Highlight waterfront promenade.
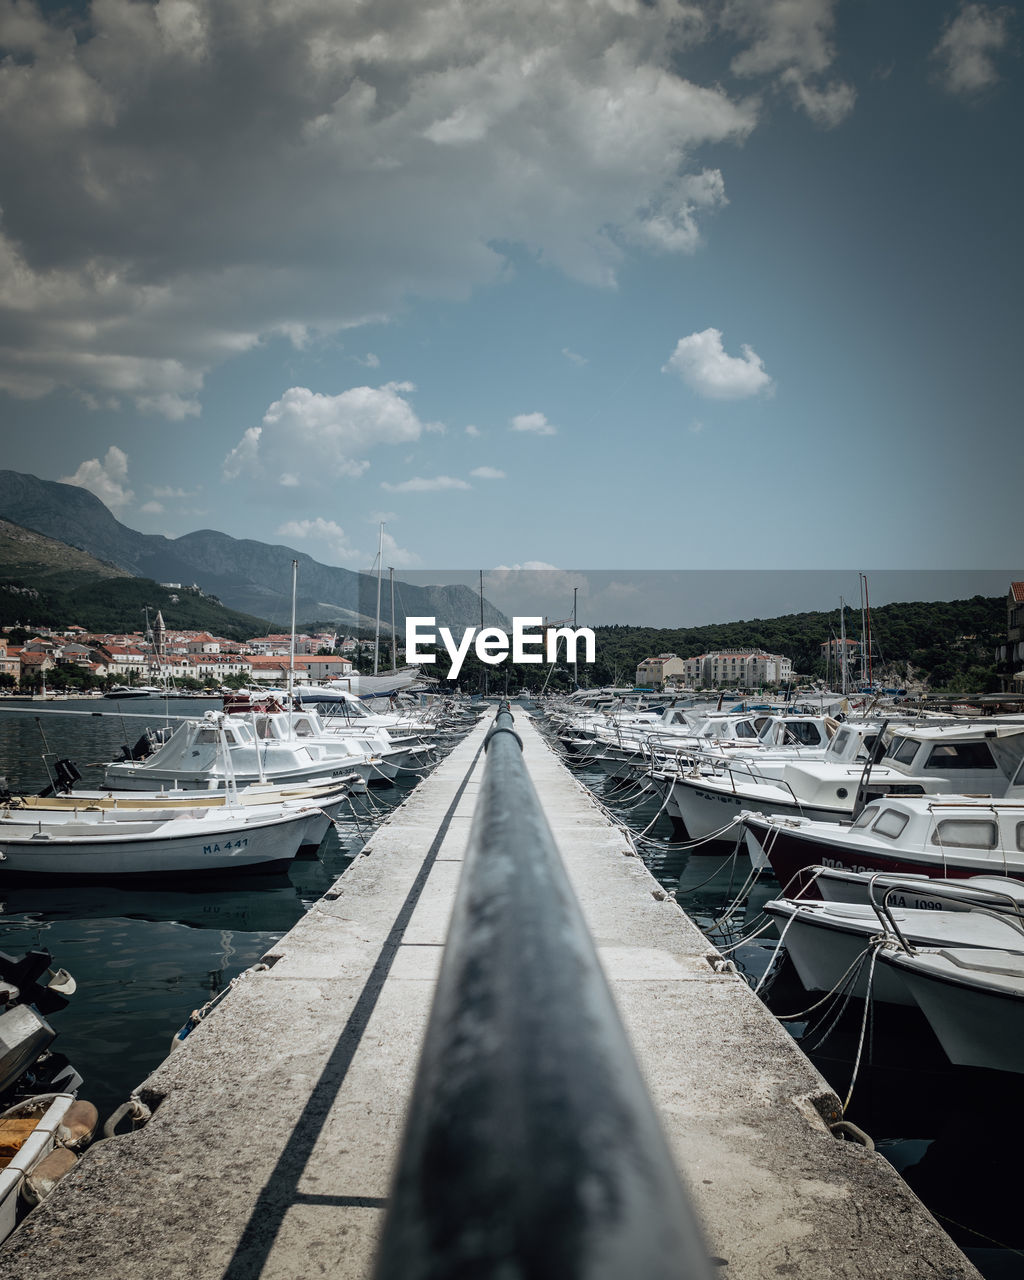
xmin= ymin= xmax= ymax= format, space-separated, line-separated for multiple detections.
xmin=0 ymin=707 xmax=979 ymax=1278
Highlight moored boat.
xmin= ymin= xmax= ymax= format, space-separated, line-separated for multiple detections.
xmin=877 ymin=945 xmax=1024 ymax=1073
xmin=743 ymin=793 xmax=1024 ymax=891
xmin=764 ymin=882 xmax=1024 ymax=1005
xmin=667 ymin=722 xmax=1024 ymax=846
xmin=0 ymin=801 xmax=321 ymax=880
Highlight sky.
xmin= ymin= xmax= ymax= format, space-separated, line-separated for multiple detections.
xmin=0 ymin=0 xmax=1020 ymax=623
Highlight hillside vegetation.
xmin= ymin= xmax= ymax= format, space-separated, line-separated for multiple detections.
xmin=588 ymin=596 xmax=1005 ymax=690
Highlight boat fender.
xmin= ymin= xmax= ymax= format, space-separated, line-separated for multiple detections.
xmin=21 ymin=1147 xmax=77 ymax=1206
xmin=57 ymin=1100 xmax=99 ymax=1151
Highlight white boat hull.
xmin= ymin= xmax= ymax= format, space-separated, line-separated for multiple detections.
xmin=0 ymin=809 xmax=309 ymax=879
xmin=880 ymin=947 xmax=1024 ymax=1072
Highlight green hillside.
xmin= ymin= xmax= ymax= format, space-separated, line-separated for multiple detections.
xmin=0 ymin=516 xmax=131 ymax=581
xmin=1 ymin=571 xmax=272 ymax=641
xmin=587 ymin=595 xmax=1005 ymax=691
xmin=438 ymin=596 xmax=1006 ymax=696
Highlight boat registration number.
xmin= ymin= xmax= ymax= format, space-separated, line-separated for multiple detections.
xmin=203 ymin=839 xmax=249 ymax=854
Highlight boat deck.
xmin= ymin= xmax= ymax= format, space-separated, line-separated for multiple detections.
xmin=0 ymin=708 xmax=980 ymax=1278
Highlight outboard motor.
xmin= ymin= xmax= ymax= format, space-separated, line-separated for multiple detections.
xmin=118 ymin=731 xmax=160 ymax=762
xmin=0 ymin=949 xmax=75 ymax=1016
xmin=36 ymin=758 xmax=82 ymax=798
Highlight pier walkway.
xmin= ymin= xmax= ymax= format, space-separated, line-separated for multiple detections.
xmin=0 ymin=707 xmax=979 ymax=1278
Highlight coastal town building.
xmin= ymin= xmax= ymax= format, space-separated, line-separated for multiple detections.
xmin=683 ymin=650 xmax=793 ymax=688
xmin=0 ymin=638 xmax=20 ymax=684
xmin=996 ymin=581 xmax=1024 ymax=692
xmin=635 ymin=654 xmax=686 ymax=689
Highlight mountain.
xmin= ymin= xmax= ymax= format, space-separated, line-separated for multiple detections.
xmin=0 ymin=470 xmax=508 ymax=631
xmin=0 ymin=517 xmax=132 ymax=582
xmin=0 ymin=516 xmax=278 ymax=639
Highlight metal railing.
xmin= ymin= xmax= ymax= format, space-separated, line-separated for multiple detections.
xmin=373 ymin=704 xmax=716 ymax=1280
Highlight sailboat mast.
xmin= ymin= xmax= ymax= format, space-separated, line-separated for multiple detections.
xmin=838 ymin=597 xmax=847 ymax=695
xmin=288 ymin=558 xmax=298 ymax=710
xmin=479 ymin=569 xmax=487 ymax=697
xmin=389 ymin=566 xmax=396 ymax=673
xmin=374 ymin=523 xmax=384 ymax=676
xmin=859 ymin=574 xmax=868 ymax=688
xmin=864 ymin=574 xmax=873 ymax=689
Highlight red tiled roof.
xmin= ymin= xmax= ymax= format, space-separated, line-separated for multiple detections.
xmin=1011 ymin=582 xmax=1024 ymax=603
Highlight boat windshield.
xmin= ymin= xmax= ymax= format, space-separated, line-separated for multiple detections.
xmin=924 ymin=741 xmax=997 ymax=771
xmin=886 ymin=736 xmax=921 ymax=768
xmin=872 ymin=808 xmax=910 ymax=839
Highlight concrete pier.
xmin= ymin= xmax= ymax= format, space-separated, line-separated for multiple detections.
xmin=0 ymin=707 xmax=980 ymax=1278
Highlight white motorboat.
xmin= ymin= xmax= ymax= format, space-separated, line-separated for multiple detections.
xmin=742 ymin=790 xmax=1024 ymax=889
xmin=0 ymin=801 xmax=320 ymax=879
xmin=0 ymin=1094 xmax=80 ymax=1243
xmin=591 ymin=710 xmax=845 ymax=778
xmin=670 ymin=722 xmax=1024 ymax=846
xmin=764 ymin=881 xmax=1024 ymax=1005
xmin=0 ymin=948 xmax=91 ymax=1243
xmin=813 ymin=866 xmax=1024 ymax=911
xmin=275 ymin=691 xmax=439 ymax=774
xmin=877 ymin=945 xmax=1024 ymax=1073
xmin=0 ymin=778 xmax=354 ymax=853
xmin=102 ymin=709 xmax=381 ymax=791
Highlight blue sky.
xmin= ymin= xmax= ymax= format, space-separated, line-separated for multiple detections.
xmin=0 ymin=0 xmax=1020 ymax=614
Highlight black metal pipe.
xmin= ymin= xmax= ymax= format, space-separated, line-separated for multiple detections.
xmin=373 ymin=704 xmax=716 ymax=1280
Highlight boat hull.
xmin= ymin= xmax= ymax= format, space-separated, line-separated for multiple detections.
xmin=0 ymin=812 xmax=307 ymax=880
xmin=880 ymin=948 xmax=1024 ymax=1073
xmin=744 ymin=815 xmax=1024 ymax=896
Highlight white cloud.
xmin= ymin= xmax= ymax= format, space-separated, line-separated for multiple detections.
xmin=932 ymin=4 xmax=1012 ymax=94
xmin=276 ymin=517 xmax=424 ymax=568
xmin=486 ymin=565 xmax=590 ymax=615
xmin=723 ymin=0 xmax=856 ymax=126
xmin=0 ymin=0 xmax=760 ymax=411
xmin=380 ymin=475 xmax=471 ymax=493
xmin=378 ymin=529 xmax=422 ymax=569
xmin=378 ymin=476 xmax=471 ymax=494
xmin=465 ymin=424 xmax=482 ymax=437
xmin=663 ymin=329 xmax=773 ymax=400
xmin=624 ymin=169 xmax=728 ymax=253
xmin=278 ymin=517 xmax=350 ymax=544
xmin=60 ymin=446 xmax=135 ymax=510
xmin=139 ymin=500 xmax=164 ymax=515
xmin=493 ymin=561 xmax=563 ymax=571
xmin=562 ymin=348 xmax=589 ymax=366
xmin=511 ymin=412 xmax=558 ymax=435
xmin=224 ymin=382 xmax=433 ymax=485
xmin=356 ymin=353 xmax=381 ymax=368
xmin=276 ymin=516 xmax=421 ymax=568
xmin=470 ymin=466 xmax=506 ymax=479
